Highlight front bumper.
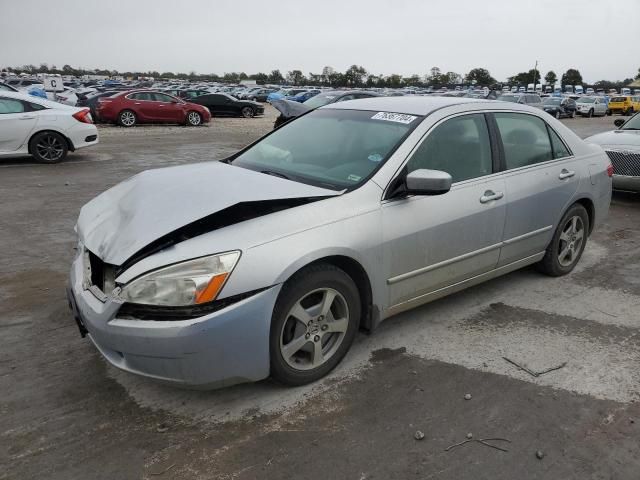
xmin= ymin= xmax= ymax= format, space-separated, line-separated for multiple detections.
xmin=68 ymin=252 xmax=281 ymax=388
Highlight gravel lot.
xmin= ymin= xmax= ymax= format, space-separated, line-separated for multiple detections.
xmin=1 ymin=107 xmax=639 ymax=480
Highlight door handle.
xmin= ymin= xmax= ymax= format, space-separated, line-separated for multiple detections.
xmin=19 ymin=115 xmax=36 ymax=120
xmin=134 ymin=102 xmax=141 ymax=105
xmin=559 ymin=169 xmax=575 ymax=180
xmin=480 ymin=190 xmax=504 ymax=203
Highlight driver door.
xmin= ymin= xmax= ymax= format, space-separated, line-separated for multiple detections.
xmin=382 ymin=113 xmax=506 ymax=308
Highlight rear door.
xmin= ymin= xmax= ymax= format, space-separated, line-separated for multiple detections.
xmin=383 ymin=113 xmax=506 ymax=307
xmin=126 ymin=92 xmax=157 ymax=121
xmin=491 ymin=112 xmax=580 ymax=266
xmin=0 ymin=97 xmax=38 ymax=152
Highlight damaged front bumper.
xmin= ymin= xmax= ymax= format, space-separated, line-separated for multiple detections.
xmin=67 ymin=250 xmax=281 ymax=388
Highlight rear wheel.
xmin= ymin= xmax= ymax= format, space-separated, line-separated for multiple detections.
xmin=241 ymin=106 xmax=255 ymax=118
xmin=270 ymin=264 xmax=360 ymax=386
xmin=555 ymin=111 xmax=561 ymax=119
xmin=118 ymin=109 xmax=137 ymax=127
xmin=606 ymin=109 xmax=612 ymax=116
xmin=537 ymin=204 xmax=589 ymax=277
xmin=29 ymin=131 xmax=68 ymax=163
xmin=185 ymin=111 xmax=202 ymax=126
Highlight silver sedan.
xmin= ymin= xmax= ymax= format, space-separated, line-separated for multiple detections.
xmin=67 ymin=96 xmax=612 ymax=388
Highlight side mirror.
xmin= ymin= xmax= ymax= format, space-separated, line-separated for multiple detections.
xmin=405 ymin=169 xmax=452 ymax=195
xmin=614 ymin=119 xmax=625 ymax=128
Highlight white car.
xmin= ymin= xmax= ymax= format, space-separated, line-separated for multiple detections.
xmin=46 ymin=87 xmax=79 ymax=106
xmin=575 ymin=96 xmax=608 ymax=117
xmin=0 ymin=91 xmax=98 ymax=163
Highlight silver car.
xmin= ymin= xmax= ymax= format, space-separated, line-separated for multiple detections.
xmin=585 ymin=113 xmax=640 ymax=192
xmin=67 ymin=97 xmax=612 ymax=388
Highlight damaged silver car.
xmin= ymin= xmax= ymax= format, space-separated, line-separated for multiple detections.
xmin=68 ymin=96 xmax=612 ymax=388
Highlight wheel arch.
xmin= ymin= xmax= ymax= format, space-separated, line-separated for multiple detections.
xmin=569 ymin=197 xmax=595 ymax=235
xmin=28 ymin=129 xmax=75 ymax=153
xmin=280 ymin=254 xmax=377 ymax=332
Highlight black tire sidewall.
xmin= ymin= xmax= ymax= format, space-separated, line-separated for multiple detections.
xmin=241 ymin=107 xmax=254 ymax=118
xmin=539 ymin=204 xmax=589 ymax=276
xmin=29 ymin=132 xmax=68 ymax=163
xmin=269 ymin=265 xmax=361 ymax=386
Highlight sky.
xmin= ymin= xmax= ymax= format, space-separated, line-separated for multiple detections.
xmin=1 ymin=0 xmax=638 ymax=83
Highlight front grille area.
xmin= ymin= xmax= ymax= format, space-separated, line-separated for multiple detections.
xmin=87 ymin=250 xmax=116 ymax=294
xmin=606 ymin=150 xmax=640 ymax=177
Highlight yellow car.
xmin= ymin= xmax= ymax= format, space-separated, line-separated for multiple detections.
xmin=608 ymin=95 xmax=640 ymax=116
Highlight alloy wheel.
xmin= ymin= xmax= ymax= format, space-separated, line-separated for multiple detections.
xmin=188 ymin=111 xmax=201 ymax=125
xmin=36 ymin=135 xmax=64 ymax=162
xmin=279 ymin=288 xmax=350 ymax=371
xmin=241 ymin=107 xmax=254 ymax=118
xmin=120 ymin=111 xmax=135 ymax=126
xmin=557 ymin=216 xmax=584 ymax=267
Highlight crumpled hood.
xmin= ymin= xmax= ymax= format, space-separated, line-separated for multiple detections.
xmin=270 ymin=99 xmax=312 ymax=118
xmin=585 ymin=130 xmax=640 ymax=148
xmin=77 ymin=161 xmax=339 ymax=266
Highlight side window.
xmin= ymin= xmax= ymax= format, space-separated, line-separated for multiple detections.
xmin=0 ymin=98 xmax=26 ymax=114
xmin=27 ymin=102 xmax=46 ymax=111
xmin=153 ymin=93 xmax=176 ymax=102
xmin=406 ymin=114 xmax=493 ymax=183
xmin=548 ymin=127 xmax=571 ymax=159
xmin=337 ymin=94 xmax=356 ymax=102
xmin=495 ymin=113 xmax=553 ymax=169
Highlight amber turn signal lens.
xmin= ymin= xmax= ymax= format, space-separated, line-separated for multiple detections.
xmin=194 ymin=273 xmax=229 ymax=304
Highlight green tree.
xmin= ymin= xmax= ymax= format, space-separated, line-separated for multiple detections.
xmin=561 ymin=68 xmax=583 ymax=86
xmin=635 ymin=68 xmax=640 ymax=80
xmin=465 ymin=68 xmax=495 ymax=86
xmin=544 ymin=71 xmax=557 ymax=86
xmin=344 ymin=65 xmax=368 ymax=87
xmin=386 ymin=74 xmax=404 ymax=88
xmin=286 ymin=69 xmax=306 ymax=85
xmin=427 ymin=66 xmax=442 ymax=86
xmin=252 ymin=72 xmax=268 ymax=84
xmin=267 ymin=69 xmax=284 ymax=84
xmin=508 ymin=69 xmax=538 ymax=86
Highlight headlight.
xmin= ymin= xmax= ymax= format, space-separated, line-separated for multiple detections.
xmin=119 ymin=251 xmax=240 ymax=306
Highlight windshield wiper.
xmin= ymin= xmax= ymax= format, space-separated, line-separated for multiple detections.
xmin=261 ymin=170 xmax=292 ymax=180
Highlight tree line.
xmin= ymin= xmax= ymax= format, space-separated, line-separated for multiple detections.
xmin=4 ymin=63 xmax=640 ymax=89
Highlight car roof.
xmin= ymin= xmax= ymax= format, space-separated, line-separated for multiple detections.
xmin=322 ymin=95 xmax=490 ymax=116
xmin=0 ymin=90 xmax=76 ymax=109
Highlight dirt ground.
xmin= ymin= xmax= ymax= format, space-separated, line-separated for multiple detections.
xmin=1 ymin=107 xmax=639 ymax=480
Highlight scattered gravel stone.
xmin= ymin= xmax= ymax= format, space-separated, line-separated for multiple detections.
xmin=464 ymin=393 xmax=472 ymax=400
xmin=156 ymin=423 xmax=169 ymax=433
xmin=466 ymin=433 xmax=473 ymax=439
xmin=414 ymin=430 xmax=425 ymax=441
xmin=536 ymin=450 xmax=545 ymax=460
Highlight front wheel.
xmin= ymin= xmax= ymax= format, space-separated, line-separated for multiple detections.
xmin=29 ymin=131 xmax=68 ymax=163
xmin=270 ymin=264 xmax=360 ymax=386
xmin=537 ymin=204 xmax=589 ymax=277
xmin=185 ymin=111 xmax=202 ymax=126
xmin=241 ymin=106 xmax=255 ymax=118
xmin=588 ymin=109 xmax=594 ymax=118
xmin=555 ymin=111 xmax=561 ymax=119
xmin=570 ymin=110 xmax=576 ymax=118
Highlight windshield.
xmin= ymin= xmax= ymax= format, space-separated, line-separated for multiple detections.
xmin=303 ymin=93 xmax=341 ymax=109
xmin=497 ymin=95 xmax=519 ymax=103
xmin=620 ymin=114 xmax=640 ymax=130
xmin=610 ymin=97 xmax=627 ymax=102
xmin=230 ymin=109 xmax=420 ymax=190
xmin=543 ymin=98 xmax=562 ymax=105
xmin=578 ymin=97 xmax=596 ymax=103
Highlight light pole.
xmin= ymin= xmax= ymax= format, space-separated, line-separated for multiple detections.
xmin=533 ymin=60 xmax=538 ymax=92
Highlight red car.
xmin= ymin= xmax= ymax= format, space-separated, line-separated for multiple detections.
xmin=96 ymin=90 xmax=211 ymax=127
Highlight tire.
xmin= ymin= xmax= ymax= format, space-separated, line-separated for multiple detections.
xmin=185 ymin=111 xmax=202 ymax=126
xmin=29 ymin=131 xmax=68 ymax=164
xmin=588 ymin=109 xmax=594 ymax=118
xmin=555 ymin=111 xmax=561 ymax=119
xmin=570 ymin=110 xmax=576 ymax=118
xmin=537 ymin=204 xmax=589 ymax=277
xmin=118 ymin=109 xmax=137 ymax=127
xmin=270 ymin=263 xmax=361 ymax=386
xmin=241 ymin=106 xmax=255 ymax=118
xmin=606 ymin=110 xmax=612 ymax=116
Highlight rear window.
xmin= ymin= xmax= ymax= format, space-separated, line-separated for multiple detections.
xmin=610 ymin=97 xmax=628 ymax=102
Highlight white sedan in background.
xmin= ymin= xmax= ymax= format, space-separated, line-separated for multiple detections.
xmin=0 ymin=91 xmax=98 ymax=163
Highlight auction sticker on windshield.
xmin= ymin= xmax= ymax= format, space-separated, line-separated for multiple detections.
xmin=371 ymin=112 xmax=417 ymax=124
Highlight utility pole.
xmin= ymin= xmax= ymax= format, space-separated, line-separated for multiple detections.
xmin=533 ymin=60 xmax=538 ymax=92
